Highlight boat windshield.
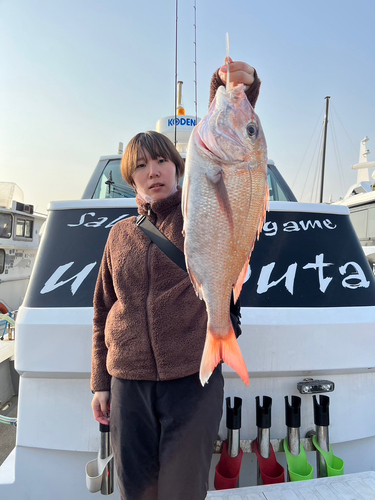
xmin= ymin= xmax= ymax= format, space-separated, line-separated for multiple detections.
xmin=92 ymin=159 xmax=135 ymax=199
xmin=91 ymin=158 xmax=296 ymax=201
xmin=0 ymin=213 xmax=12 ymax=239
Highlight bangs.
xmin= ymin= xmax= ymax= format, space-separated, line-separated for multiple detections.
xmin=136 ymin=134 xmax=174 ymax=162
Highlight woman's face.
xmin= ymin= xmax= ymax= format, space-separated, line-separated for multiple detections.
xmin=132 ymin=150 xmax=178 ymax=201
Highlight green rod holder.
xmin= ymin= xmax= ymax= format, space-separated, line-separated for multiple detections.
xmin=283 ymin=438 xmax=313 ymax=481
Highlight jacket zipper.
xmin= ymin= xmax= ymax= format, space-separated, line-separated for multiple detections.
xmin=145 ymin=207 xmax=160 ymax=381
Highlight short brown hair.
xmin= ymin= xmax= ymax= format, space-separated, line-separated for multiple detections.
xmin=121 ymin=131 xmax=185 ymax=186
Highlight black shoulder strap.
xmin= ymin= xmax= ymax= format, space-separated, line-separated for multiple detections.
xmin=136 ymin=215 xmax=242 ymax=337
xmin=136 ymin=215 xmax=187 ymax=272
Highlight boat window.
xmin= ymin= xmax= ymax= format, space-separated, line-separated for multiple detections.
xmin=15 ymin=218 xmax=34 ymax=239
xmin=0 ymin=213 xmax=12 ymax=239
xmin=267 ymin=169 xmax=292 ymax=202
xmin=91 ymin=158 xmax=296 ymax=202
xmin=367 ymin=207 xmax=375 ymax=240
xmin=92 ymin=159 xmax=136 ymax=199
xmin=0 ymin=249 xmax=4 ymax=273
xmin=350 ymin=209 xmax=368 ymax=239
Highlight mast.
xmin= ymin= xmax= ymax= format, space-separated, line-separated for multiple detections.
xmin=174 ymin=0 xmax=179 ymax=146
xmin=319 ymin=96 xmax=331 ymax=203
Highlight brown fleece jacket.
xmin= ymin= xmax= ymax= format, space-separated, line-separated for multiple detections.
xmin=91 ymin=67 xmax=261 ymax=391
xmin=91 ymin=188 xmax=208 ymax=391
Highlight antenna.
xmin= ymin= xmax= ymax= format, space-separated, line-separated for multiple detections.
xmin=193 ymin=0 xmax=198 ymax=124
xmin=174 ymin=0 xmax=179 ymax=146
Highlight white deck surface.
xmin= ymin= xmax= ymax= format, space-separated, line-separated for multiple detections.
xmin=206 ymin=471 xmax=375 ymax=499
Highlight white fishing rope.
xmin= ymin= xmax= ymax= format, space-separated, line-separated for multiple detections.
xmin=226 ymin=32 xmax=231 ymax=91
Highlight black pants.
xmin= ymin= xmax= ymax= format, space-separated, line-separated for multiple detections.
xmin=110 ymin=368 xmax=224 ymax=500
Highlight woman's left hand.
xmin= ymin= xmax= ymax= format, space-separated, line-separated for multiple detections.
xmin=91 ymin=391 xmax=110 ymax=425
xmin=218 ymin=58 xmax=255 ymax=89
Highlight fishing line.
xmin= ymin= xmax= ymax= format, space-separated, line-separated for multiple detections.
xmin=291 ymin=105 xmax=324 ymax=192
xmin=300 ymin=121 xmax=324 ymax=201
xmin=331 ymin=104 xmax=358 ymax=155
xmin=174 ymin=0 xmax=179 ymax=147
xmin=301 ymin=126 xmax=323 ymax=202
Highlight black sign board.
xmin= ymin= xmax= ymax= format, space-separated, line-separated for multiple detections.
xmin=24 ymin=206 xmax=375 ymax=308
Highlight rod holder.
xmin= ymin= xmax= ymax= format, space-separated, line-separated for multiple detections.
xmin=313 ymin=395 xmax=330 ymax=477
xmin=312 ymin=397 xmax=344 ymax=479
xmin=313 ymin=395 xmax=330 ymax=427
xmin=86 ymin=424 xmax=114 ymax=495
xmin=256 ymin=395 xmax=272 ymax=430
xmin=285 ymin=396 xmax=301 ymax=430
xmin=226 ymin=397 xmax=242 ymax=458
xmin=256 ymin=395 xmax=272 ymax=461
xmin=285 ymin=396 xmax=301 ymax=459
xmin=99 ymin=424 xmax=114 ymax=495
xmin=214 ymin=397 xmax=243 ymax=489
xmin=284 ymin=396 xmax=313 ymax=482
xmin=254 ymin=396 xmax=284 ymax=485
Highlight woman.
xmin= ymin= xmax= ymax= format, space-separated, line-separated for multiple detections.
xmin=91 ymin=59 xmax=261 ymax=500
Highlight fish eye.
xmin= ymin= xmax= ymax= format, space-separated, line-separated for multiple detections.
xmin=246 ymin=123 xmax=257 ymax=138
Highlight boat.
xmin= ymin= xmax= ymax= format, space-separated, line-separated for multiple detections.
xmin=1 ymin=103 xmax=375 ymax=498
xmin=0 ymin=183 xmax=46 ymax=434
xmin=334 ymin=136 xmax=375 ymax=275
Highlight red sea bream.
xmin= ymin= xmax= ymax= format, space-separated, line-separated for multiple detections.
xmin=182 ymin=83 xmax=269 ymax=386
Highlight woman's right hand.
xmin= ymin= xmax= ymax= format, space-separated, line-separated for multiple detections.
xmin=91 ymin=391 xmax=110 ymax=425
xmin=218 ymin=57 xmax=255 ymax=89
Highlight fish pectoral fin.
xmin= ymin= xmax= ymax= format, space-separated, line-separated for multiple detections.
xmin=205 ymin=166 xmax=223 ymax=185
xmin=199 ymin=325 xmax=249 ymax=386
xmin=205 ymin=168 xmax=234 ymax=231
xmin=233 ymin=256 xmax=250 ymax=303
xmin=188 ymin=268 xmax=204 ymax=300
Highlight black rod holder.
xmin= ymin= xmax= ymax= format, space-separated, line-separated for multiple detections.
xmin=226 ymin=397 xmax=242 ymax=430
xmin=256 ymin=396 xmax=272 ymax=472
xmin=226 ymin=397 xmax=242 ymax=458
xmin=285 ymin=395 xmax=301 ymax=429
xmin=313 ymin=395 xmax=330 ymax=478
xmin=313 ymin=395 xmax=330 ymax=427
xmin=256 ymin=396 xmax=272 ymax=429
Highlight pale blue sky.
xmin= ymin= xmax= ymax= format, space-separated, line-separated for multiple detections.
xmin=1 ymin=0 xmax=374 ymax=212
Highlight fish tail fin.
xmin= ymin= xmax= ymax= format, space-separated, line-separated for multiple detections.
xmin=199 ymin=325 xmax=249 ymax=386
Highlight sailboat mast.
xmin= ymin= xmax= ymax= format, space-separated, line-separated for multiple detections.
xmin=319 ymin=96 xmax=331 ymax=203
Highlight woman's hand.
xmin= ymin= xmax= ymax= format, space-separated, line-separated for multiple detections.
xmin=219 ymin=57 xmax=255 ymax=89
xmin=92 ymin=391 xmax=110 ymax=425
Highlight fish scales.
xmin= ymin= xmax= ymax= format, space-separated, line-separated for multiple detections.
xmin=182 ymin=83 xmax=268 ymax=386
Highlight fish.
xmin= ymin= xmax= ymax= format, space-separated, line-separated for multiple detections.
xmin=182 ymin=83 xmax=269 ymax=386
